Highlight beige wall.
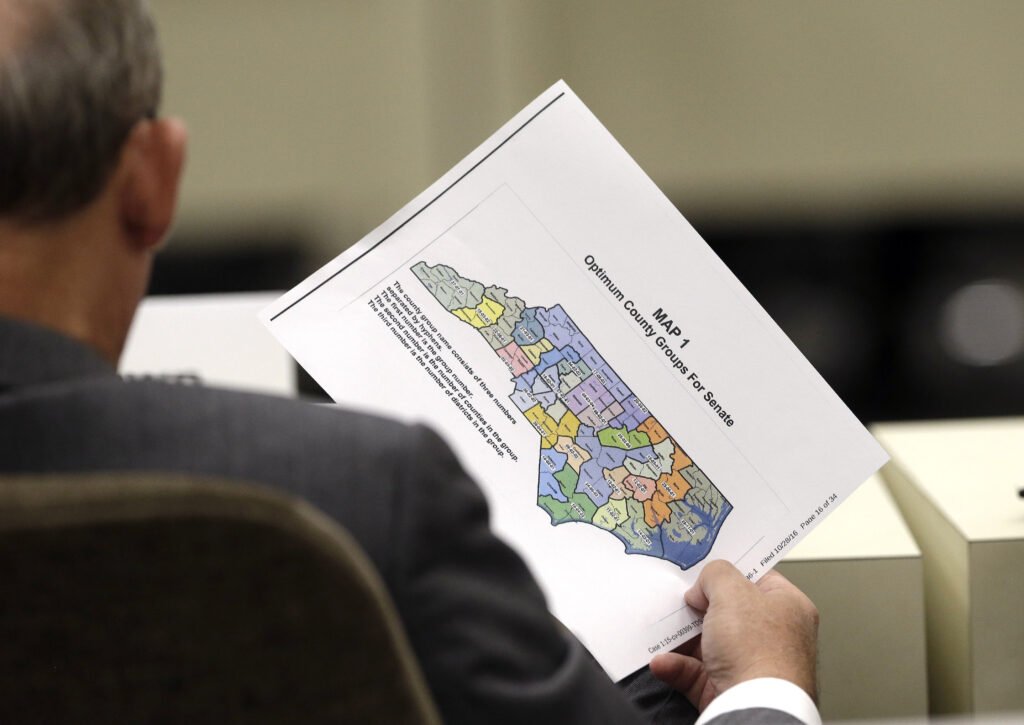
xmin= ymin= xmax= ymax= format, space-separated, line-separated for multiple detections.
xmin=152 ymin=0 xmax=1024 ymax=257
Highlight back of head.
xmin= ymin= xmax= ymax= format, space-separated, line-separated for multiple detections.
xmin=0 ymin=0 xmax=163 ymax=223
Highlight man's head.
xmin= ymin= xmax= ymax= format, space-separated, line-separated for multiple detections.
xmin=0 ymin=0 xmax=186 ymax=363
xmin=0 ymin=0 xmax=163 ymax=221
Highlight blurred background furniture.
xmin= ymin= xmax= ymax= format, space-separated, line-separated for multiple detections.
xmin=874 ymin=418 xmax=1024 ymax=716
xmin=777 ymin=473 xmax=928 ymax=721
xmin=120 ymin=292 xmax=296 ymax=397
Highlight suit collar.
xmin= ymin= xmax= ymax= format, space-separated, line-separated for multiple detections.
xmin=0 ymin=316 xmax=116 ymax=390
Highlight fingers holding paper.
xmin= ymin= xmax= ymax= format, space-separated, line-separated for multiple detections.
xmin=650 ymin=561 xmax=819 ymax=713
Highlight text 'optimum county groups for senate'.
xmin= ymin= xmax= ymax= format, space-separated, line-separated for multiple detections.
xmin=368 ymin=281 xmax=519 ymax=461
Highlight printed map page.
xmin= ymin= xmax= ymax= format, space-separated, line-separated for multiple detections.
xmin=413 ymin=261 xmax=732 ymax=570
xmin=262 ymin=81 xmax=890 ymax=679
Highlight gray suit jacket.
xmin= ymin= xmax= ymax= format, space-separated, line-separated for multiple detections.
xmin=0 ymin=316 xmax=804 ymax=725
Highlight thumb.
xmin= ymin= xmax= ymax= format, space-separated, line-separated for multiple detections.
xmin=650 ymin=652 xmax=708 ymax=706
xmin=686 ymin=559 xmax=750 ymax=611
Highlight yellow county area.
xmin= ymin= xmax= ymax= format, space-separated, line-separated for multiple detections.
xmin=452 ymin=295 xmax=505 ymax=329
xmin=525 ymin=404 xmax=559 ymax=448
xmin=556 ymin=409 xmax=581 ymax=438
xmin=594 ymin=497 xmax=629 ymax=531
xmin=521 ymin=337 xmax=554 ymax=365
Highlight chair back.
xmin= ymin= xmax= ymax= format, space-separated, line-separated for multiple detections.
xmin=0 ymin=471 xmax=442 ymax=724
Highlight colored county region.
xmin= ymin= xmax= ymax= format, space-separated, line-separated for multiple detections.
xmin=525 ymin=404 xmax=559 ymax=448
xmin=411 ymin=261 xmax=484 ymax=311
xmin=598 ymin=425 xmax=650 ymax=451
xmin=556 ymin=410 xmax=581 ymax=438
xmin=497 ymin=342 xmax=534 ymax=377
xmin=412 ymin=260 xmax=733 ymax=570
xmin=637 ymin=416 xmax=668 ymax=444
xmin=454 ymin=295 xmax=505 ymax=328
xmin=522 ymin=337 xmax=555 ymax=365
xmin=555 ymin=436 xmax=590 ymax=472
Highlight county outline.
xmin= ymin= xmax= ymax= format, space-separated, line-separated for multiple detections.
xmin=412 ymin=261 xmax=732 ymax=570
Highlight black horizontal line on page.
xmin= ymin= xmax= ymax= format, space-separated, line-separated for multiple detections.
xmin=270 ymin=90 xmax=567 ymax=322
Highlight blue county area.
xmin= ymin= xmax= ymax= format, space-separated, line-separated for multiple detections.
xmin=588 ymin=445 xmax=628 ymax=471
xmin=624 ymin=446 xmax=657 ymax=466
xmin=604 ymin=410 xmax=629 ymax=431
xmin=561 ymin=321 xmax=595 ymax=359
xmin=608 ymin=379 xmax=632 ymax=402
xmin=574 ymin=433 xmax=602 ymax=459
xmin=559 ymin=344 xmax=583 ymax=365
xmin=570 ymin=334 xmax=595 ymax=360
xmin=618 ymin=396 xmax=651 ymax=430
xmin=513 ymin=307 xmax=546 ymax=347
xmin=530 ymin=372 xmax=558 ymax=408
xmin=660 ymin=497 xmax=734 ymax=569
xmin=596 ymin=362 xmax=623 ymax=391
xmin=536 ymin=364 xmax=561 ymax=392
xmin=514 ymin=368 xmax=538 ymax=393
xmin=576 ymin=460 xmax=615 ymax=506
xmin=582 ymin=349 xmax=607 ymax=375
xmin=536 ymin=350 xmax=568 ymax=395
xmin=538 ymin=449 xmax=569 ymax=502
xmin=538 ymin=347 xmax=566 ymax=372
xmin=611 ymin=405 xmax=646 ymax=432
xmin=536 ymin=305 xmax=579 ymax=348
xmin=510 ymin=389 xmax=538 ymax=413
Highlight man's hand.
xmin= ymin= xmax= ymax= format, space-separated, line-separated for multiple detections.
xmin=649 ymin=560 xmax=818 ymax=712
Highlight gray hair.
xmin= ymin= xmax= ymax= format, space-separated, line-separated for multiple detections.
xmin=0 ymin=0 xmax=163 ymax=221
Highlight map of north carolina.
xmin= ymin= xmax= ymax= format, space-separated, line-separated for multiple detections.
xmin=412 ymin=261 xmax=732 ymax=570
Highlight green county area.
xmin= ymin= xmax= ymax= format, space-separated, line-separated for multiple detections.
xmin=615 ymin=499 xmax=662 ymax=554
xmin=538 ymin=465 xmax=598 ymax=524
xmin=597 ymin=425 xmax=652 ymax=451
xmin=555 ymin=357 xmax=591 ymax=390
xmin=478 ymin=286 xmax=526 ymax=350
xmin=411 ymin=261 xmax=485 ymax=312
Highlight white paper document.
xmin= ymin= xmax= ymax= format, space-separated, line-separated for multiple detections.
xmin=123 ymin=292 xmax=295 ymax=396
xmin=261 ymin=81 xmax=888 ymax=679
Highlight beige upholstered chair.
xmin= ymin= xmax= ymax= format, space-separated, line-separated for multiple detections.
xmin=0 ymin=472 xmax=441 ymax=724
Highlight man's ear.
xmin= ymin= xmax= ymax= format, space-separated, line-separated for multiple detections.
xmin=118 ymin=117 xmax=187 ymax=251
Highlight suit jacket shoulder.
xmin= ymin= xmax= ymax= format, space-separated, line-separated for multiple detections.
xmin=0 ymin=346 xmax=649 ymax=724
